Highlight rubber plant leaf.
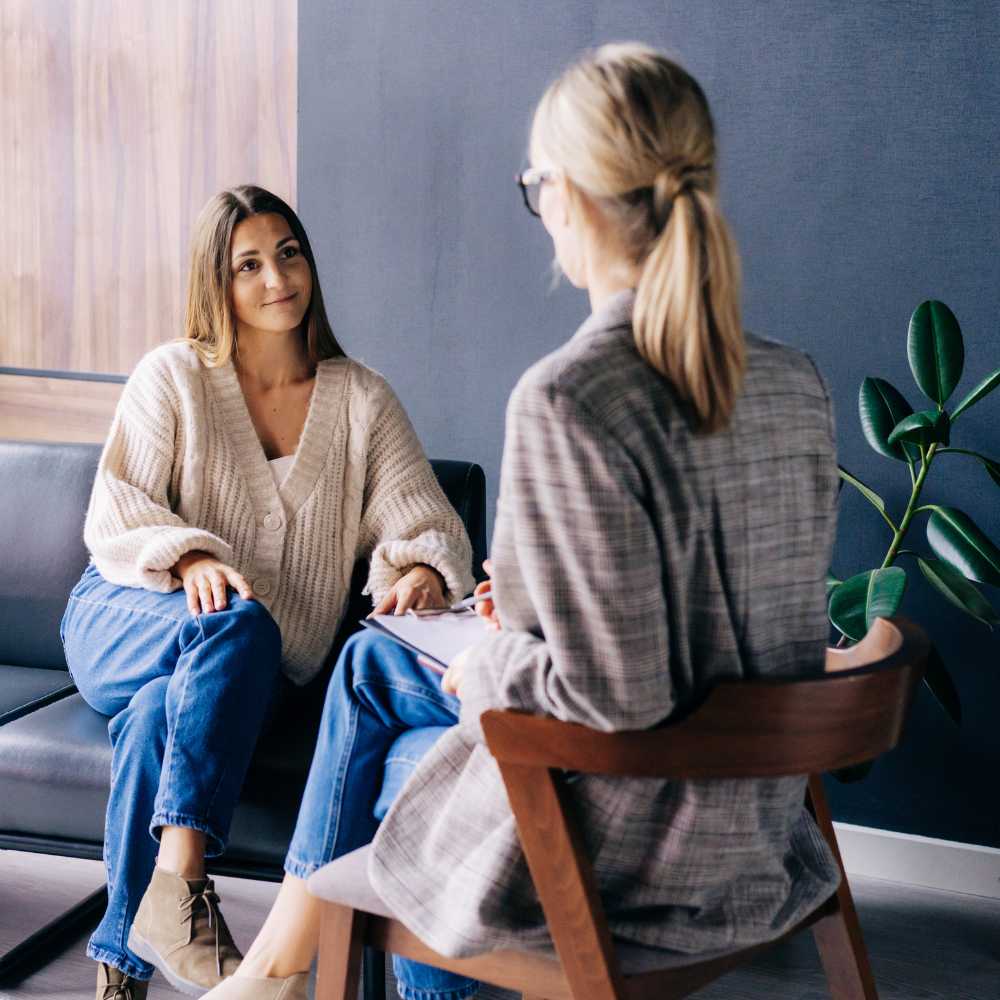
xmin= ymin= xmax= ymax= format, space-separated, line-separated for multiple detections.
xmin=938 ymin=448 xmax=1000 ymax=489
xmin=918 ymin=557 xmax=1000 ymax=628
xmin=907 ymin=299 xmax=964 ymax=406
xmin=922 ymin=644 xmax=962 ymax=726
xmin=859 ymin=377 xmax=918 ymax=463
xmin=887 ymin=409 xmax=950 ymax=448
xmin=951 ymin=368 xmax=1000 ymax=421
xmin=829 ymin=567 xmax=907 ymax=642
xmin=926 ymin=507 xmax=1000 ymax=587
xmin=837 ymin=466 xmax=888 ymax=514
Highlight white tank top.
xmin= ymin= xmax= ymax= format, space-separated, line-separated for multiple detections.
xmin=268 ymin=455 xmax=294 ymax=489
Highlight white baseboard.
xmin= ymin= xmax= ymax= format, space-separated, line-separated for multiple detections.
xmin=834 ymin=821 xmax=1000 ymax=900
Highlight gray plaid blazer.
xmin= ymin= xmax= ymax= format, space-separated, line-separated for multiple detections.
xmin=370 ymin=290 xmax=841 ymax=959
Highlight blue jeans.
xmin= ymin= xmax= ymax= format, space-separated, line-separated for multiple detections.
xmin=60 ymin=564 xmax=283 ymax=980
xmin=286 ymin=630 xmax=478 ymax=1000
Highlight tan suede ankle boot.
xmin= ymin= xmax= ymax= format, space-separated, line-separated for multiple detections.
xmin=96 ymin=961 xmax=149 ymax=1000
xmin=127 ymin=866 xmax=242 ymax=996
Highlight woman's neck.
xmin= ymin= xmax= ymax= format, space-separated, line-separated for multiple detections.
xmin=587 ymin=273 xmax=638 ymax=314
xmin=235 ymin=326 xmax=313 ymax=388
xmin=581 ymin=219 xmax=641 ymax=314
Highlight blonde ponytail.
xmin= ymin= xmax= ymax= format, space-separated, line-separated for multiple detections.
xmin=531 ymin=43 xmax=745 ymax=432
xmin=634 ymin=175 xmax=744 ymax=432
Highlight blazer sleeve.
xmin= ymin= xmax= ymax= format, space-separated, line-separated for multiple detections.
xmin=358 ymin=377 xmax=474 ymax=604
xmin=83 ymin=365 xmax=234 ymax=592
xmin=458 ymin=376 xmax=674 ymax=737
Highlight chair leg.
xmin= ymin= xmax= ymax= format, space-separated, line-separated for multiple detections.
xmin=812 ymin=899 xmax=878 ymax=999
xmin=315 ymin=902 xmax=367 ymax=1000
xmin=363 ymin=946 xmax=387 ymax=1000
xmin=807 ymin=776 xmax=878 ymax=999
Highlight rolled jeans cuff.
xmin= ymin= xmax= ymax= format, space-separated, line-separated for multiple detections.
xmin=283 ymin=854 xmax=327 ymax=880
xmin=86 ymin=944 xmax=153 ymax=982
xmin=394 ymin=981 xmax=479 ymax=1000
xmin=149 ymin=810 xmax=227 ymax=858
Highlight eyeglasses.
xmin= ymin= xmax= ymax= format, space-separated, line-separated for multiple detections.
xmin=516 ymin=167 xmax=555 ymax=218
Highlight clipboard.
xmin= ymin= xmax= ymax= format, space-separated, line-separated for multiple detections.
xmin=361 ymin=609 xmax=492 ymax=674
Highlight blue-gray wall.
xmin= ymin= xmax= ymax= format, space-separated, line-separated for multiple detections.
xmin=299 ymin=2 xmax=1000 ymax=847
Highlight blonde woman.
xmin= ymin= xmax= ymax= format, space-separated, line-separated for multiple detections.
xmin=205 ymin=45 xmax=840 ymax=1000
xmin=60 ymin=185 xmax=473 ymax=1000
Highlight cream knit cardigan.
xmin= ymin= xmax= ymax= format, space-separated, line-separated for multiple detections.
xmin=83 ymin=342 xmax=474 ymax=684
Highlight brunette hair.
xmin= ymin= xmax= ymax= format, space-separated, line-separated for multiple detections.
xmin=532 ymin=43 xmax=745 ymax=432
xmin=184 ymin=185 xmax=345 ymax=366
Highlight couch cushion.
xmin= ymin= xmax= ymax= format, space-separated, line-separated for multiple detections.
xmin=0 ymin=693 xmax=110 ymax=842
xmin=0 ymin=441 xmax=487 ymax=872
xmin=0 ymin=688 xmax=325 ymax=869
xmin=429 ymin=460 xmax=487 ymax=580
xmin=0 ymin=441 xmax=99 ymax=669
xmin=0 ymin=664 xmax=76 ymax=725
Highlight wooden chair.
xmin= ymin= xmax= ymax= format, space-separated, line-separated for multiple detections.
xmin=308 ymin=616 xmax=928 ymax=1000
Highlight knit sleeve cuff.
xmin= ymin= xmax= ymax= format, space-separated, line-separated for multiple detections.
xmin=364 ymin=531 xmax=475 ymax=605
xmin=133 ymin=527 xmax=236 ymax=592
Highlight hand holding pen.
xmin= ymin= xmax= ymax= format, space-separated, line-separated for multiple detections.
xmin=409 ymin=560 xmax=500 ymax=631
xmin=472 ymin=561 xmax=499 ymax=631
xmin=416 ymin=560 xmax=500 ymax=685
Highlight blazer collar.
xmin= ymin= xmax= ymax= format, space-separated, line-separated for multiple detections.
xmin=571 ymin=288 xmax=636 ymax=343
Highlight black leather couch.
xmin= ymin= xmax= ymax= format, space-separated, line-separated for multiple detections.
xmin=0 ymin=438 xmax=486 ymax=986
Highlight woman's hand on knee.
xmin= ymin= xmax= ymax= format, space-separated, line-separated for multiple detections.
xmin=173 ymin=551 xmax=254 ymax=615
xmin=372 ymin=564 xmax=447 ymax=616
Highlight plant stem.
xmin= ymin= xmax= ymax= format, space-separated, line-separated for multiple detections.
xmin=880 ymin=443 xmax=938 ymax=570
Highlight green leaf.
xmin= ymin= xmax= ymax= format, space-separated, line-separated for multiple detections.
xmin=917 ymin=557 xmax=1000 ymax=628
xmin=923 ymin=645 xmax=962 ymax=726
xmin=837 ymin=466 xmax=897 ymax=530
xmin=864 ymin=567 xmax=908 ymax=630
xmin=907 ymin=300 xmax=965 ymax=406
xmin=937 ymin=448 xmax=1000 ymax=489
xmin=858 ymin=377 xmax=918 ymax=463
xmin=926 ymin=507 xmax=1000 ymax=586
xmin=829 ymin=567 xmax=907 ymax=642
xmin=951 ymin=368 xmax=1000 ymax=421
xmin=837 ymin=466 xmax=886 ymax=512
xmin=887 ymin=409 xmax=950 ymax=447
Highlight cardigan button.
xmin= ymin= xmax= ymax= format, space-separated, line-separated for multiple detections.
xmin=263 ymin=512 xmax=283 ymax=531
xmin=254 ymin=579 xmax=273 ymax=597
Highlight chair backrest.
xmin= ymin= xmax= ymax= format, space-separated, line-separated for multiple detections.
xmin=481 ymin=617 xmax=929 ymax=780
xmin=0 ymin=440 xmax=98 ymax=670
xmin=479 ymin=617 xmax=928 ymax=1000
xmin=0 ymin=438 xmax=487 ymax=671
xmin=427 ymin=459 xmax=487 ymax=580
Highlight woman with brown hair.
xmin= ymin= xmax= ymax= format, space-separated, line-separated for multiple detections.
xmin=205 ymin=43 xmax=840 ymax=1000
xmin=60 ymin=185 xmax=474 ymax=1000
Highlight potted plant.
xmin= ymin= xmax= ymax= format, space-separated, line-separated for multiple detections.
xmin=829 ymin=300 xmax=1000 ymax=724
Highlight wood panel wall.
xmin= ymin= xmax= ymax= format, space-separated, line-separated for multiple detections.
xmin=0 ymin=374 xmax=123 ymax=443
xmin=0 ymin=0 xmax=297 ymax=441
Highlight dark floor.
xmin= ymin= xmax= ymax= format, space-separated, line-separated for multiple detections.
xmin=428 ymin=875 xmax=1000 ymax=1000
xmin=2 ymin=851 xmax=998 ymax=999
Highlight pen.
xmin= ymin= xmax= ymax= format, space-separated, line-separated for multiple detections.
xmin=451 ymin=590 xmax=492 ymax=610
xmin=406 ymin=591 xmax=493 ymax=617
